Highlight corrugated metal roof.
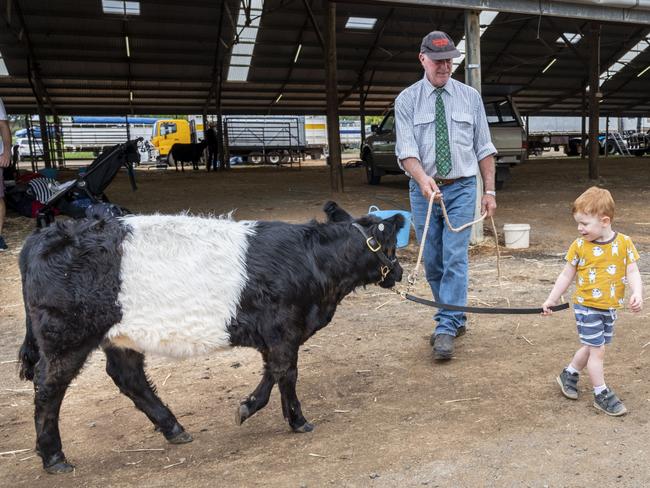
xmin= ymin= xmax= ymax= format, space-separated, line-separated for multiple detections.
xmin=0 ymin=0 xmax=648 ymax=116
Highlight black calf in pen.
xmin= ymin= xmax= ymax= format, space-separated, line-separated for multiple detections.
xmin=168 ymin=140 xmax=207 ymax=171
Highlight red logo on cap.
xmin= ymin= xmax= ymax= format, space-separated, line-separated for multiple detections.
xmin=432 ymin=38 xmax=449 ymax=47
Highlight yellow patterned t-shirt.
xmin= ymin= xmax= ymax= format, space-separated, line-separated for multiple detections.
xmin=565 ymin=233 xmax=639 ymax=309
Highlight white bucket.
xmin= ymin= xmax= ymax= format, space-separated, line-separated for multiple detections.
xmin=503 ymin=224 xmax=531 ymax=249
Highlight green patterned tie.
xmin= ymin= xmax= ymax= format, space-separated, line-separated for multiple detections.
xmin=434 ymin=88 xmax=452 ymax=177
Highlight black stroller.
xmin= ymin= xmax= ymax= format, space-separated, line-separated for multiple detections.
xmin=36 ymin=138 xmax=141 ymax=228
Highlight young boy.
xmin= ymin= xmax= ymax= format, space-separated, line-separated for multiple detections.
xmin=542 ymin=186 xmax=643 ymax=416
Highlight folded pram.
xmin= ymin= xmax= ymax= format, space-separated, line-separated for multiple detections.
xmin=36 ymin=138 xmax=141 ymax=228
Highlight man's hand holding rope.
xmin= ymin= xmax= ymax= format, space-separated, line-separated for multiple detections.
xmin=415 ymin=175 xmax=442 ymax=203
xmin=481 ymin=192 xmax=497 ymax=218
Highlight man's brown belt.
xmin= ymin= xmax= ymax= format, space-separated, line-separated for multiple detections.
xmin=435 ymin=178 xmax=459 ymax=186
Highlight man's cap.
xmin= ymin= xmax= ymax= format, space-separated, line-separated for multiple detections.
xmin=420 ymin=31 xmax=461 ymax=60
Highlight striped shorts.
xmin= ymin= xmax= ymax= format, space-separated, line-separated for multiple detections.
xmin=574 ymin=304 xmax=617 ymax=347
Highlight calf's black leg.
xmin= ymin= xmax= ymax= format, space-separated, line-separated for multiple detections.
xmin=33 ymin=346 xmax=94 ymax=474
xmin=277 ymin=366 xmax=313 ymax=432
xmin=236 ymin=363 xmax=275 ymax=425
xmin=103 ymin=346 xmax=192 ymax=444
xmin=267 ymin=348 xmax=312 ymax=433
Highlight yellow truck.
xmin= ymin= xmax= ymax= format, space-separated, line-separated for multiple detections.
xmin=150 ymin=118 xmax=203 ymax=160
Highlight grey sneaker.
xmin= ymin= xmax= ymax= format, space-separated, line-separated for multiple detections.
xmin=593 ymin=389 xmax=627 ymax=416
xmin=556 ymin=368 xmax=579 ymax=400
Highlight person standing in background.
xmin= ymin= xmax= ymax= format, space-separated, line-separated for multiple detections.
xmin=0 ymin=98 xmax=12 ymax=251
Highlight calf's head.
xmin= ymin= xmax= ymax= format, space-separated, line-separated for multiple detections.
xmin=323 ymin=201 xmax=405 ymax=288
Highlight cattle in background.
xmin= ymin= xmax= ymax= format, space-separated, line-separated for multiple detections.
xmin=168 ymin=140 xmax=207 ymax=171
xmin=17 ymin=202 xmax=405 ymax=474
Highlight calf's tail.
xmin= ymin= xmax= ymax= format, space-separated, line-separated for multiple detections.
xmin=18 ymin=312 xmax=39 ymax=381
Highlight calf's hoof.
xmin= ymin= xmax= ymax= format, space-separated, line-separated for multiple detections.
xmin=292 ymin=421 xmax=314 ymax=433
xmin=236 ymin=404 xmax=250 ymax=425
xmin=41 ymin=451 xmax=73 ymax=474
xmin=44 ymin=460 xmax=74 ymax=474
xmin=167 ymin=430 xmax=193 ymax=444
xmin=164 ymin=423 xmax=193 ymax=444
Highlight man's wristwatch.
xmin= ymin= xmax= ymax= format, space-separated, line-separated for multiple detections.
xmin=484 ymin=190 xmax=496 ymax=197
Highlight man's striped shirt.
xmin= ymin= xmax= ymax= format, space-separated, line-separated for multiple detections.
xmin=395 ymin=76 xmax=497 ymax=178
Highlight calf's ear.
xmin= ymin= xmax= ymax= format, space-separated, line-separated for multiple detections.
xmin=376 ymin=214 xmax=405 ymax=241
xmin=323 ymin=201 xmax=353 ymax=222
xmin=387 ymin=214 xmax=406 ymax=232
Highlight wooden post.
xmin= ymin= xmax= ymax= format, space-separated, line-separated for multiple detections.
xmin=216 ymin=113 xmax=223 ymax=170
xmin=25 ymin=114 xmax=37 ymax=172
xmin=359 ymin=81 xmax=366 ymax=147
xmin=37 ymin=110 xmax=52 ymax=169
xmin=581 ymin=87 xmax=587 ymax=159
xmin=325 ymin=1 xmax=343 ymax=192
xmin=223 ymin=120 xmax=230 ymax=168
xmin=464 ymin=11 xmax=481 ymax=90
xmin=52 ymin=115 xmax=65 ymax=168
xmin=465 ymin=10 xmax=483 ymax=244
xmin=525 ymin=114 xmax=529 ymax=150
xmin=588 ymin=22 xmax=600 ymax=180
xmin=215 ymin=65 xmax=228 ymax=170
xmin=201 ymin=111 xmax=209 ymax=170
xmin=605 ymin=116 xmax=610 ymax=158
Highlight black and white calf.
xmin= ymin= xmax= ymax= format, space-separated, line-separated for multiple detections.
xmin=18 ymin=202 xmax=404 ymax=474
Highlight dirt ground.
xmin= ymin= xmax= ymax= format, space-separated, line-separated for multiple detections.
xmin=1 ymin=156 xmax=649 ymax=487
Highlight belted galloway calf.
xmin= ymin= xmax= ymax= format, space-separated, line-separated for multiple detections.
xmin=18 ymin=202 xmax=404 ymax=474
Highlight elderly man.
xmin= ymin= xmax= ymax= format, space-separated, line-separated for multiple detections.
xmin=395 ymin=31 xmax=497 ymax=361
xmin=0 ymin=98 xmax=12 ymax=251
xmin=205 ymin=123 xmax=219 ymax=171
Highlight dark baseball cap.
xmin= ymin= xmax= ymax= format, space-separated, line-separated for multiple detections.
xmin=420 ymin=31 xmax=461 ymax=60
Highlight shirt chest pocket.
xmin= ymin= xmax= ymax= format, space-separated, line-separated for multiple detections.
xmin=412 ymin=112 xmax=436 ymax=147
xmin=451 ymin=112 xmax=474 ymax=147
xmin=413 ymin=112 xmax=435 ymax=129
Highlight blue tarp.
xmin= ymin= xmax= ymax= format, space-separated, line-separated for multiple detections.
xmin=15 ymin=128 xmax=46 ymax=138
xmin=72 ymin=116 xmax=157 ymax=125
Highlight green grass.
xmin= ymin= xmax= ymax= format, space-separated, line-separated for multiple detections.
xmin=63 ymin=151 xmax=96 ymax=159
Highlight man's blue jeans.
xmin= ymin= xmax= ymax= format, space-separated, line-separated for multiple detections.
xmin=409 ymin=176 xmax=477 ymax=337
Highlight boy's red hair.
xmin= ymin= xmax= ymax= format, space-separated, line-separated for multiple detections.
xmin=572 ymin=186 xmax=615 ymax=220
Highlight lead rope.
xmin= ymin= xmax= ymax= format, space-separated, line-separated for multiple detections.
xmin=401 ymin=192 xmax=500 ymax=296
xmin=389 ymin=194 xmax=572 ymax=314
